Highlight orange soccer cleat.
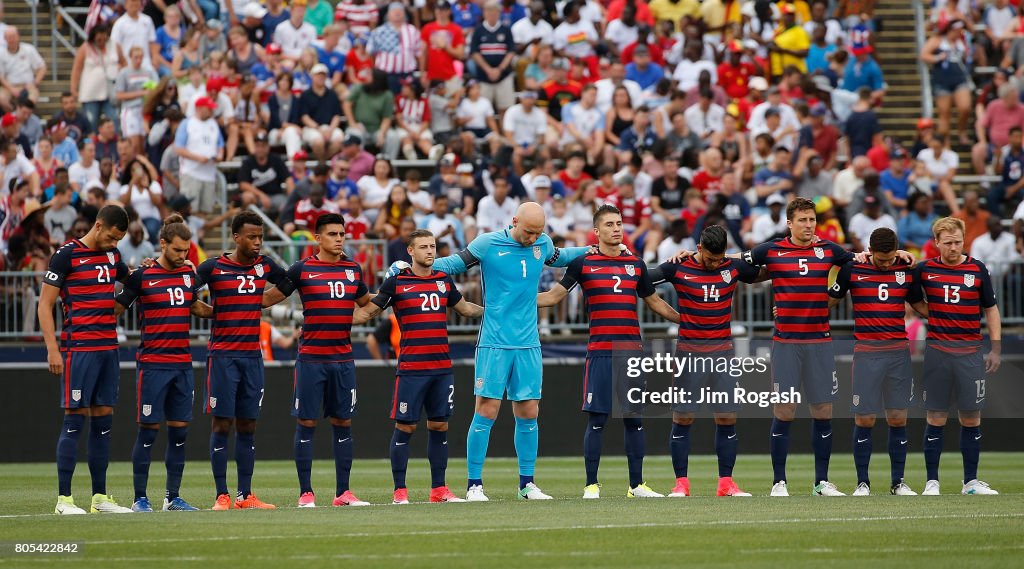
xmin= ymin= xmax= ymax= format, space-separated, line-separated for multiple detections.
xmin=211 ymin=493 xmax=233 ymax=510
xmin=234 ymin=493 xmax=276 ymax=509
xmin=717 ymin=476 xmax=753 ymax=497
xmin=429 ymin=486 xmax=466 ymax=503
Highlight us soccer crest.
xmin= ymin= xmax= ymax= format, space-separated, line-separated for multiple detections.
xmin=399 ymin=402 xmax=408 ymax=414
xmin=587 ymin=393 xmax=592 ymax=404
xmin=964 ymin=274 xmax=976 ymax=287
xmin=183 ymin=274 xmax=192 ymax=288
xmin=346 ymin=269 xmax=355 ymax=281
xmin=533 ymin=246 xmax=541 ymax=260
xmin=71 ymin=389 xmax=81 ymax=402
xmin=209 ymin=397 xmax=217 ymax=409
xmin=721 ymin=269 xmax=732 ymax=284
xmin=852 ymin=395 xmax=860 ymax=407
xmin=436 ymin=280 xmax=447 ymax=293
xmin=254 ymin=263 xmax=264 ymax=277
xmin=895 ymin=271 xmax=905 ymax=285
xmin=625 ymin=265 xmax=635 ymax=277
xmin=106 ymin=252 xmax=115 ymax=264
xmin=813 ymin=247 xmax=824 ymax=259
xmin=142 ymin=404 xmax=152 ymax=417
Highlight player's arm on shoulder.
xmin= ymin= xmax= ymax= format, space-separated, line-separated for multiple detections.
xmin=546 ymin=245 xmax=590 ymax=267
xmin=431 ymin=233 xmax=493 ymax=275
xmin=39 ymin=246 xmax=71 ymax=373
xmin=906 ymin=263 xmax=929 ymax=317
xmin=827 ymin=262 xmax=853 ymax=308
xmin=194 ymin=258 xmax=215 ymax=288
xmin=638 ymin=263 xmax=681 ymax=323
xmin=538 ymin=255 xmax=582 ymax=306
xmin=263 ymin=260 xmax=301 ymax=307
xmin=353 ymin=277 xmax=395 ymax=325
xmin=114 ymin=268 xmax=143 ymax=316
xmin=743 ymin=242 xmax=771 ymax=267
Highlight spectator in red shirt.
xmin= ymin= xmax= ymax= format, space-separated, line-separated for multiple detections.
xmin=621 ymin=25 xmax=665 ymax=65
xmin=557 ymin=151 xmax=593 ymax=194
xmin=808 ymin=103 xmax=840 ymax=170
xmin=607 ymin=0 xmax=654 ymax=26
xmin=717 ymin=40 xmax=760 ymax=100
xmin=420 ymin=2 xmax=465 ymax=90
xmin=607 ymin=173 xmax=660 ymax=261
xmin=691 ymin=146 xmax=727 ymax=202
xmin=294 ymin=183 xmax=343 ymax=233
xmin=680 ymin=188 xmax=706 ymax=233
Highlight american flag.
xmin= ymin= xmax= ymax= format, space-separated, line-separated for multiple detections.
xmin=368 ymin=23 xmax=422 ymax=74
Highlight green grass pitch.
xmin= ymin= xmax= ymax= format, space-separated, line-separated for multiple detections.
xmin=2 ymin=453 xmax=1022 ymax=568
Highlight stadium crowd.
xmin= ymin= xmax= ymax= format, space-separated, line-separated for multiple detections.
xmin=0 ymin=0 xmax=1022 ymax=318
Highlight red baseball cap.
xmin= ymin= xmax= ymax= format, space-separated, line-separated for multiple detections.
xmin=195 ymin=96 xmax=218 ymax=110
xmin=917 ymin=117 xmax=935 ymax=130
xmin=266 ymin=43 xmax=282 ymax=55
xmin=205 ymin=77 xmax=225 ymax=92
xmin=293 ymin=150 xmax=309 ymax=161
xmin=779 ymin=3 xmax=796 ymax=15
xmin=727 ymin=40 xmax=744 ymax=54
xmin=0 ymin=113 xmax=17 ymax=128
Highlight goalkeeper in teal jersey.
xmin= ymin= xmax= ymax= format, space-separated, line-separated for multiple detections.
xmin=388 ymin=202 xmax=588 ymax=501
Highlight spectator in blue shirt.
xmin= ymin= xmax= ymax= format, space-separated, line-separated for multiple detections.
xmin=625 ymin=45 xmax=664 ymax=91
xmin=896 ymin=191 xmax=938 ymax=251
xmin=500 ymin=0 xmax=527 ymax=27
xmin=841 ymin=42 xmax=885 ymax=105
xmin=880 ymin=148 xmax=912 ymax=210
xmin=452 ymin=0 xmax=482 ymax=30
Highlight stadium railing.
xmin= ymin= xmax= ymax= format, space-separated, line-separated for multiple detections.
xmin=915 ymin=0 xmax=934 ymax=120
xmin=51 ymin=4 xmax=89 ymax=82
xmin=8 ymin=260 xmax=1022 ymax=341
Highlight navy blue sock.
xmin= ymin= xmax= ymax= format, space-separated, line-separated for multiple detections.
xmin=294 ymin=424 xmax=315 ymax=494
xmin=853 ymin=425 xmax=872 ymax=486
xmin=210 ymin=431 xmax=229 ymax=496
xmin=583 ymin=413 xmax=608 ymax=486
xmin=333 ymin=424 xmax=353 ymax=495
xmin=770 ymin=418 xmax=791 ymax=483
xmin=812 ymin=419 xmax=833 ymax=483
xmin=427 ymin=428 xmax=448 ymax=489
xmin=715 ymin=423 xmax=738 ymax=478
xmin=88 ymin=415 xmax=113 ymax=496
xmin=56 ymin=414 xmax=85 ymax=496
xmin=923 ymin=424 xmax=943 ymax=481
xmin=623 ymin=418 xmax=645 ymax=488
xmin=960 ymin=426 xmax=981 ymax=482
xmin=390 ymin=428 xmax=412 ymax=490
xmin=235 ymin=432 xmax=255 ymax=498
xmin=131 ymin=427 xmax=158 ymax=501
xmin=670 ymin=423 xmax=691 ymax=478
xmin=888 ymin=425 xmax=908 ymax=487
xmin=165 ymin=426 xmax=187 ymax=501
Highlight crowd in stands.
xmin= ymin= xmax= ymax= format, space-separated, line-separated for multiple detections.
xmin=0 ymin=0 xmax=1021 ymax=312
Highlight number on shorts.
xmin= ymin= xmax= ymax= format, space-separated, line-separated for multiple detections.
xmin=975 ymin=379 xmax=986 ymax=399
xmin=448 ymin=384 xmax=455 ymax=404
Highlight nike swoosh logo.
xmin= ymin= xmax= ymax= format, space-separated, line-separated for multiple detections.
xmin=900 ymin=440 xmax=907 ymax=445
xmin=443 ymin=441 xmax=448 ymax=445
xmin=144 ymin=443 xmax=152 ymax=447
xmin=857 ymin=438 xmax=869 ymax=443
xmin=672 ymin=435 xmax=686 ymax=439
xmin=529 ymin=426 xmax=538 ymax=431
xmin=498 ymin=251 xmax=512 ymax=256
xmin=777 ymin=251 xmax=792 ymax=256
xmin=214 ymin=447 xmax=225 ymax=451
xmin=78 ymin=259 xmax=89 ymax=264
xmin=589 ymin=267 xmax=602 ymax=272
xmin=66 ymin=429 xmax=78 ymax=433
xmin=927 ymin=275 xmax=939 ymax=280
xmin=857 ymin=276 xmax=869 ymax=281
xmin=395 ymin=442 xmax=407 ymax=446
xmin=927 ymin=437 xmax=939 ymax=442
xmin=637 ymin=427 xmax=643 ymax=431
xmin=217 ymin=270 xmax=231 ymax=275
xmin=474 ymin=428 xmax=486 ymax=433
xmin=821 ymin=433 xmax=832 ymax=439
xmin=308 ymin=273 xmax=323 ymax=279
xmin=683 ymin=275 xmax=697 ymax=280
xmin=300 ymin=439 xmax=311 ymax=443
xmin=338 ymin=438 xmax=350 ymax=443
xmin=403 ymin=286 xmax=416 ymax=292
xmin=772 ymin=433 xmax=783 ymax=437
xmin=975 ymin=435 xmax=982 ymax=440
xmin=101 ymin=430 xmax=111 ymax=435
xmin=727 ymin=434 xmax=737 ymax=439
xmin=175 ymin=442 xmax=184 ymax=447
xmin=148 ymin=281 xmax=162 ymax=286
xmin=592 ymin=425 xmax=603 ymax=430
xmin=976 ymin=399 xmax=985 ymax=404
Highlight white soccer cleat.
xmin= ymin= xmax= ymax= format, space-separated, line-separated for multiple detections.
xmin=90 ymin=493 xmax=133 ymax=513
xmin=517 ymin=482 xmax=553 ymax=500
xmin=582 ymin=484 xmax=600 ymax=499
xmin=813 ymin=481 xmax=846 ymax=496
xmin=770 ymin=481 xmax=789 ymax=497
xmin=627 ymin=483 xmax=664 ymax=498
xmin=466 ymin=484 xmax=489 ymax=502
xmin=55 ymin=495 xmax=86 ymax=515
xmin=852 ymin=482 xmax=870 ymax=496
xmin=962 ymin=479 xmax=999 ymax=495
xmin=922 ymin=480 xmax=941 ymax=496
xmin=891 ymin=481 xmax=918 ymax=496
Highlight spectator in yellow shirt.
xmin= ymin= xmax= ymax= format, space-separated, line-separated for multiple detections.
xmin=648 ymin=0 xmax=699 ymax=32
xmin=769 ymin=4 xmax=810 ymax=77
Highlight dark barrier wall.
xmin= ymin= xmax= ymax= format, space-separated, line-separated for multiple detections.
xmin=3 ymin=362 xmax=1021 ymax=463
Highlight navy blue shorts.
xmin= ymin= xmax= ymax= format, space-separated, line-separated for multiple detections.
xmin=673 ymin=352 xmax=740 ymax=414
xmin=292 ymin=360 xmax=357 ymax=420
xmin=204 ymin=356 xmax=264 ymax=419
xmin=136 ymin=365 xmax=194 ymax=424
xmin=582 ymin=356 xmax=644 ymax=415
xmin=770 ymin=341 xmax=838 ymax=405
xmin=390 ymin=373 xmax=454 ymax=423
xmin=61 ymin=350 xmax=119 ymax=409
xmin=922 ymin=346 xmax=986 ymax=412
xmin=850 ymin=350 xmax=913 ymax=415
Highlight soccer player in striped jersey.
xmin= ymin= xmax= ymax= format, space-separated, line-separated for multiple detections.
xmin=115 ymin=215 xmax=214 ymax=512
xmin=40 ymin=204 xmax=133 ymax=515
xmin=537 ymin=205 xmax=679 ymax=499
xmin=353 ymin=229 xmax=484 ymax=504
xmin=261 ymin=212 xmax=374 ymax=508
xmin=827 ymin=228 xmax=920 ymax=496
xmin=655 ymin=225 xmax=764 ymax=498
xmin=743 ymin=197 xmax=857 ymax=496
xmin=907 ymin=217 xmax=1002 ymax=496
xmin=195 ymin=212 xmax=288 ymax=510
